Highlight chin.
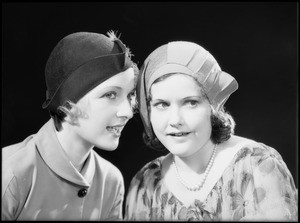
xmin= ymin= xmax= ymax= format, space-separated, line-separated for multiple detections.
xmin=167 ymin=145 xmax=193 ymax=157
xmin=94 ymin=141 xmax=119 ymax=151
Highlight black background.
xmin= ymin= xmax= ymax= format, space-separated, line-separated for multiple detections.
xmin=2 ymin=2 xmax=298 ymax=213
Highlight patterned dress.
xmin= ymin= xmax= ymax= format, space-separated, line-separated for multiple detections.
xmin=125 ymin=143 xmax=298 ymax=221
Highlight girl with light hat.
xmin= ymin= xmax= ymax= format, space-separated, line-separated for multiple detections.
xmin=2 ymin=31 xmax=137 ymax=220
xmin=125 ymin=41 xmax=298 ymax=221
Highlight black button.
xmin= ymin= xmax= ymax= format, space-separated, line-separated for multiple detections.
xmin=78 ymin=188 xmax=87 ymax=197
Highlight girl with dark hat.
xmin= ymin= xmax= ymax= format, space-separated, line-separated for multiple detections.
xmin=2 ymin=31 xmax=137 ymax=220
xmin=124 ymin=41 xmax=298 ymax=221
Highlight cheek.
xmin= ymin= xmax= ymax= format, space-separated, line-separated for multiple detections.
xmin=89 ymin=102 xmax=114 ymax=118
xmin=150 ymin=111 xmax=165 ymax=132
xmin=81 ymin=105 xmax=116 ymax=130
xmin=186 ymin=109 xmax=211 ymax=129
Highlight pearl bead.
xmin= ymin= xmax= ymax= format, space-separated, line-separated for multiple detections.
xmin=173 ymin=144 xmax=217 ymax=191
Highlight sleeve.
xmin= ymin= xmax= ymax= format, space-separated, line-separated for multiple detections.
xmin=106 ymin=174 xmax=125 ymax=220
xmin=241 ymin=149 xmax=298 ymax=221
xmin=124 ymin=171 xmax=151 ymax=220
xmin=2 ymin=175 xmax=19 ymax=220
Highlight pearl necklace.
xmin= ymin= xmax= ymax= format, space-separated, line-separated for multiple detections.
xmin=173 ymin=144 xmax=217 ymax=192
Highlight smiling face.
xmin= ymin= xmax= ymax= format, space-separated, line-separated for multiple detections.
xmin=149 ymin=73 xmax=213 ymax=158
xmin=73 ymin=67 xmax=135 ymax=151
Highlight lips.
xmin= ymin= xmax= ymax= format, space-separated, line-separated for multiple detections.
xmin=106 ymin=125 xmax=125 ymax=136
xmin=167 ymin=132 xmax=190 ymax=137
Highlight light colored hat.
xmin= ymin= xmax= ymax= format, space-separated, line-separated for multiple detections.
xmin=137 ymin=41 xmax=238 ymax=140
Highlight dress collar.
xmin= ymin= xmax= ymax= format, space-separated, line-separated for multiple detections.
xmin=34 ymin=119 xmax=95 ymax=188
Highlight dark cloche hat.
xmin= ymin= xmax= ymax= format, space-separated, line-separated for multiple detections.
xmin=42 ymin=31 xmax=134 ymax=112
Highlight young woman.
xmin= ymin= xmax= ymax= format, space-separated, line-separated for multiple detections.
xmin=125 ymin=41 xmax=298 ymax=221
xmin=2 ymin=31 xmax=138 ymax=220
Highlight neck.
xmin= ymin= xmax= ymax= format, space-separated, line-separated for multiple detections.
xmin=174 ymin=139 xmax=215 ymax=174
xmin=56 ymin=122 xmax=93 ymax=172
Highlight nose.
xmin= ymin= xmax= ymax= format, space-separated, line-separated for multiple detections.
xmin=169 ymin=106 xmax=183 ymax=128
xmin=116 ymin=98 xmax=134 ymax=119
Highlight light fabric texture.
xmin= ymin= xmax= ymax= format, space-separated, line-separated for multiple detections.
xmin=125 ymin=142 xmax=298 ymax=221
xmin=2 ymin=119 xmax=124 ymax=220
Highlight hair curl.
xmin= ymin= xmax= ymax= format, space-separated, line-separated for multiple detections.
xmin=50 ymin=100 xmax=85 ymax=131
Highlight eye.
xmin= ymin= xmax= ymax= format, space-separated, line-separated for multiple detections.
xmin=185 ymin=100 xmax=199 ymax=108
xmin=102 ymin=91 xmax=117 ymax=99
xmin=152 ymin=102 xmax=169 ymax=110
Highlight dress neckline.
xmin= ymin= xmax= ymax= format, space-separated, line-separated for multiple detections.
xmin=159 ymin=136 xmax=255 ymax=207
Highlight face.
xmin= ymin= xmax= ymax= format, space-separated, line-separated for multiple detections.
xmin=149 ymin=74 xmax=212 ymax=158
xmin=73 ymin=67 xmax=135 ymax=151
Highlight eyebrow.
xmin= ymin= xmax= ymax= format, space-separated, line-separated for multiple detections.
xmin=150 ymin=98 xmax=165 ymax=102
xmin=151 ymin=95 xmax=203 ymax=101
xmin=102 ymin=86 xmax=122 ymax=91
xmin=182 ymin=96 xmax=203 ymax=100
xmin=95 ymin=86 xmax=135 ymax=95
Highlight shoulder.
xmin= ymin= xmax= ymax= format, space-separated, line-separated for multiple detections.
xmin=2 ymin=135 xmax=37 ymax=178
xmin=128 ymin=156 xmax=165 ymax=194
xmin=2 ymin=135 xmax=38 ymax=196
xmin=134 ymin=156 xmax=164 ymax=182
xmin=227 ymin=135 xmax=283 ymax=163
xmin=125 ymin=157 xmax=166 ymax=220
xmin=2 ymin=134 xmax=35 ymax=159
xmin=92 ymin=150 xmax=123 ymax=184
xmin=221 ymin=135 xmax=292 ymax=179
